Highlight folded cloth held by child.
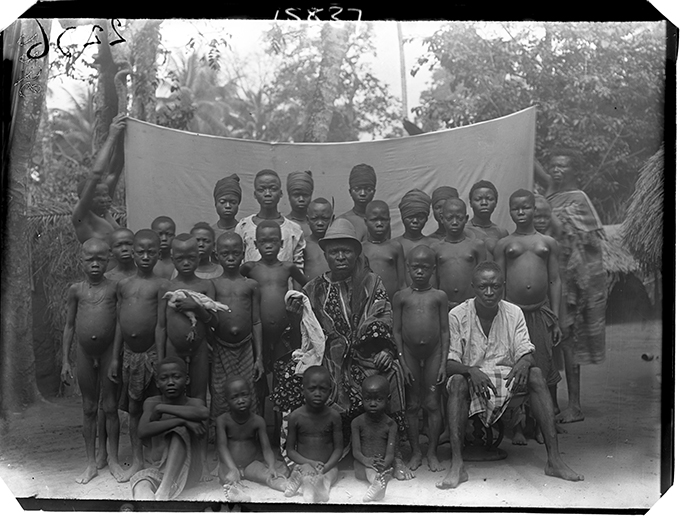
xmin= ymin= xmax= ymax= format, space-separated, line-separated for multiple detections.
xmin=285 ymin=290 xmax=325 ymax=375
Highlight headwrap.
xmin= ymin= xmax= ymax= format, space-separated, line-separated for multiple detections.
xmin=431 ymin=186 xmax=459 ymax=206
xmin=348 ymin=163 xmax=377 ymax=188
xmin=399 ymin=189 xmax=431 ymax=219
xmin=213 ymin=174 xmax=242 ymax=202
xmin=286 ymin=170 xmax=314 ymax=195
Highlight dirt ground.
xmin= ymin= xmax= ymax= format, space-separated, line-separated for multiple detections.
xmin=0 ymin=320 xmax=665 ymax=511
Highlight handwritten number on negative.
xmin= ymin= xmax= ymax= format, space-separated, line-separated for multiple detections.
xmin=110 ymin=19 xmax=126 ymax=46
xmin=83 ymin=25 xmax=104 ymax=49
xmin=26 ymin=19 xmax=49 ymax=59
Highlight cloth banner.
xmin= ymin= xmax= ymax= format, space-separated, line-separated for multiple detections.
xmin=124 ymin=107 xmax=535 ymax=236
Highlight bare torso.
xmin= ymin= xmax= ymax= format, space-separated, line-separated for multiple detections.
xmin=500 ymin=233 xmax=552 ymax=306
xmin=304 ymin=240 xmax=329 ymax=280
xmin=354 ymin=413 xmax=394 ymax=459
xmin=435 ymin=238 xmax=485 ymax=305
xmin=396 ymin=235 xmax=438 ymax=261
xmin=212 ymin=276 xmax=255 ymax=343
xmin=119 ymin=275 xmax=166 ymax=353
xmin=290 ymin=407 xmax=336 ymax=464
xmin=153 ymin=258 xmax=176 ymax=280
xmin=165 ymin=277 xmax=214 ymax=356
xmin=74 ymin=279 xmax=118 ymax=356
xmin=398 ymin=288 xmax=445 ymax=359
xmin=74 ymin=211 xmax=120 ymax=245
xmin=221 ymin=413 xmax=264 ymax=468
xmin=364 ymin=240 xmax=402 ymax=300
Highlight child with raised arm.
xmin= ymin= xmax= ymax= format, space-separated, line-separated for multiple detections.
xmin=465 ymin=180 xmax=509 ymax=254
xmin=363 ymin=200 xmax=406 ymax=300
xmin=241 ymin=220 xmax=308 ymax=414
xmin=393 ymin=245 xmax=449 ymax=473
xmin=216 ymin=376 xmax=289 ymax=501
xmin=131 ymin=356 xmax=209 ymax=501
xmin=494 ymin=189 xmax=562 ymax=444
xmin=190 ymin=222 xmax=224 ymax=279
xmin=105 ymin=228 xmax=137 ymax=283
xmin=284 ymin=366 xmax=343 ymax=503
xmin=395 ymin=189 xmax=438 ymax=266
xmin=151 ymin=216 xmax=176 ymax=280
xmin=303 ymin=198 xmax=334 ymax=280
xmin=61 ymin=238 xmax=125 ymax=484
xmin=338 ymin=163 xmax=378 ymax=242
xmin=108 ymin=229 xmax=169 ymax=480
xmin=211 ymin=232 xmax=264 ymax=420
xmin=213 ymin=174 xmax=241 ymax=239
xmin=286 ymin=170 xmax=314 ymax=239
xmin=351 ymin=375 xmax=398 ymax=502
xmin=72 ymin=114 xmax=126 ymax=247
xmin=434 ymin=198 xmax=487 ymax=309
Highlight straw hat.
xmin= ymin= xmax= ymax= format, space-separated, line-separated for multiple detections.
xmin=318 ymin=218 xmax=362 ymax=252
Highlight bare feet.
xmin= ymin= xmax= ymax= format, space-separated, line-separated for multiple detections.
xmin=284 ymin=468 xmax=302 ymax=497
xmin=200 ymin=464 xmax=213 ymax=482
xmin=393 ymin=458 xmax=415 ymax=480
xmin=121 ymin=461 xmax=143 ymax=483
xmin=223 ymin=482 xmax=251 ymax=502
xmin=407 ymin=449 xmax=423 ymax=471
xmin=512 ymin=427 xmax=528 ymax=445
xmin=556 ymin=406 xmax=584 ymax=424
xmin=555 ymin=423 xmax=568 ymax=434
xmin=109 ymin=460 xmax=127 ymax=482
xmin=426 ymin=451 xmax=444 ymax=472
xmin=545 ymin=459 xmax=584 ymax=482
xmin=268 ymin=474 xmax=288 ymax=493
xmin=436 ymin=464 xmax=468 ymax=490
xmin=75 ymin=464 xmax=98 ymax=484
xmin=535 ymin=428 xmax=544 ymax=444
xmin=96 ymin=450 xmax=108 ymax=470
xmin=363 ymin=472 xmax=387 ymax=502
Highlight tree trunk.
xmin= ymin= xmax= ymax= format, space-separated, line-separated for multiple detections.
xmin=303 ymin=24 xmax=351 ymax=143
xmin=1 ymin=19 xmax=52 ymax=419
xmin=129 ymin=20 xmax=162 ymax=123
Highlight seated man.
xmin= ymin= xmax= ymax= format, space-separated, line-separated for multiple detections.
xmin=438 ymin=262 xmax=583 ymax=490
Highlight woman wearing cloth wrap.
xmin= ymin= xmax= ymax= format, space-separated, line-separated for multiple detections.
xmin=281 ymin=219 xmax=414 ymax=480
xmin=286 ymin=170 xmax=314 ymax=239
xmin=212 ymin=174 xmax=242 ymax=238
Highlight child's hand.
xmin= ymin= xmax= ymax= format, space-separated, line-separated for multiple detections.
xmin=60 ymin=363 xmax=73 ymax=384
xmin=401 ymin=360 xmax=415 ymax=386
xmin=224 ymin=468 xmax=241 ymax=484
xmin=185 ymin=420 xmax=206 ymax=437
xmin=373 ymin=351 xmax=392 ymax=372
xmin=174 ymin=295 xmax=200 ymax=312
xmin=436 ymin=364 xmax=447 ymax=385
xmin=372 ymin=455 xmax=386 ymax=472
xmin=109 ymin=113 xmax=126 ymax=136
xmin=314 ymin=461 xmax=326 ymax=473
xmin=254 ymin=358 xmax=264 ymax=381
xmin=552 ymin=325 xmax=563 ymax=346
xmin=108 ymin=359 xmax=120 ymax=384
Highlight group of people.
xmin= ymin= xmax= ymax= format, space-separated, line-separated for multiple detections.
xmin=62 ymin=115 xmax=606 ymax=503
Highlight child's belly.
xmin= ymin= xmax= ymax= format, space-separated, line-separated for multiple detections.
xmin=298 ymin=436 xmax=334 ymax=464
xmin=76 ymin=312 xmax=116 ymax=356
xmin=229 ymin=439 xmax=260 ymax=469
xmin=120 ymin=304 xmax=157 ymax=352
xmin=166 ymin=310 xmax=204 ymax=354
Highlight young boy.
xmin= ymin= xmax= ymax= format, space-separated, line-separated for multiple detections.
xmin=61 ymin=238 xmax=125 ymax=484
xmin=190 ymin=222 xmax=224 ymax=279
xmin=131 ymin=356 xmax=209 ymax=500
xmin=211 ymin=232 xmax=264 ymax=420
xmin=338 ymin=163 xmax=378 ymax=242
xmin=285 ymin=366 xmax=343 ymax=503
xmin=393 ymin=245 xmax=449 ymax=473
xmin=434 ymin=198 xmax=487 ymax=309
xmin=395 ymin=189 xmax=438 ymax=267
xmin=494 ymin=189 xmax=562 ymax=443
xmin=72 ymin=115 xmax=125 ymax=247
xmin=216 ymin=376 xmax=288 ymax=500
xmin=534 ymin=195 xmax=563 ymax=238
xmin=151 ymin=216 xmax=176 ymax=280
xmin=304 ymin=198 xmax=334 ymax=280
xmin=213 ymin=174 xmax=241 ymax=238
xmin=286 ymin=170 xmax=314 ymax=239
xmin=465 ymin=180 xmax=509 ymax=254
xmin=428 ymin=186 xmax=460 ymax=240
xmin=351 ymin=375 xmax=398 ymax=502
xmin=363 ymin=200 xmax=406 ymax=301
xmin=105 ymin=228 xmax=137 ymax=283
xmin=241 ymin=221 xmax=308 ymax=413
xmin=108 ymin=229 xmax=169 ymax=480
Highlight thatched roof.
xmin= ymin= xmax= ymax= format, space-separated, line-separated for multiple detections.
xmin=620 ymin=146 xmax=664 ymax=273
xmin=602 ymin=225 xmax=639 ymax=275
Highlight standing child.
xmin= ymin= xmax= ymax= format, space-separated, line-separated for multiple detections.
xmin=393 ymin=245 xmax=449 ymax=473
xmin=108 ymin=229 xmax=169 ymax=480
xmin=428 ymin=186 xmax=460 ymax=240
xmin=338 ymin=163 xmax=378 ymax=242
xmin=241 ymin=221 xmax=308 ymax=415
xmin=286 ymin=170 xmax=314 ymax=239
xmin=494 ymin=189 xmax=562 ymax=444
xmin=395 ymin=189 xmax=438 ymax=267
xmin=351 ymin=375 xmax=398 ymax=502
xmin=212 ymin=174 xmax=241 ymax=239
xmin=303 ymin=198 xmax=334 ymax=280
xmin=61 ymin=238 xmax=126 ymax=484
xmin=465 ymin=180 xmax=509 ymax=254
xmin=434 ymin=198 xmax=487 ymax=309
xmin=533 ymin=195 xmax=563 ymax=238
xmin=216 ymin=376 xmax=289 ymax=501
xmin=105 ymin=228 xmax=137 ymax=282
xmin=151 ymin=216 xmax=176 ymax=280
xmin=284 ymin=366 xmax=343 ymax=503
xmin=211 ymin=232 xmax=264 ymax=420
xmin=190 ymin=222 xmax=224 ymax=279
xmin=363 ymin=200 xmax=406 ymax=301
xmin=131 ymin=356 xmax=209 ymax=501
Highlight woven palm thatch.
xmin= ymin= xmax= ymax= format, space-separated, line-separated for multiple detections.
xmin=602 ymin=225 xmax=639 ymax=276
xmin=620 ymin=146 xmax=664 ymax=274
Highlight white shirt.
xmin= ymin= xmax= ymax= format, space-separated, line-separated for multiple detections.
xmin=235 ymin=215 xmax=306 ymax=273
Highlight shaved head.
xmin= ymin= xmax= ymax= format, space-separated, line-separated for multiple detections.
xmin=443 ymin=197 xmax=467 ymax=213
xmin=216 ymin=231 xmax=243 ymax=249
xmin=362 ymin=374 xmax=389 ymax=396
xmin=407 ymin=244 xmax=436 ymax=264
xmin=82 ymin=237 xmax=110 ymax=255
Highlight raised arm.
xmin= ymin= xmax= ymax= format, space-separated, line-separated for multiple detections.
xmin=60 ymin=285 xmax=78 ymax=383
xmin=101 ymin=114 xmax=127 ymax=195
xmin=534 ymin=158 xmax=551 ymax=190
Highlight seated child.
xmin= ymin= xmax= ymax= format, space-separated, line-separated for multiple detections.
xmin=131 ymin=356 xmax=209 ymax=501
xmin=189 ymin=222 xmax=224 ymax=279
xmin=351 ymin=375 xmax=398 ymax=502
xmin=363 ymin=200 xmax=406 ymax=301
xmin=211 ymin=232 xmax=264 ymax=420
xmin=465 ymin=179 xmax=509 ymax=254
xmin=213 ymin=174 xmax=241 ymax=238
xmin=61 ymin=238 xmax=125 ymax=484
xmin=393 ymin=245 xmax=449 ymax=473
xmin=395 ymin=189 xmax=438 ymax=272
xmin=434 ymin=198 xmax=487 ymax=309
xmin=151 ymin=216 xmax=176 ymax=280
xmin=303 ymin=198 xmax=334 ymax=280
xmin=104 ymin=228 xmax=137 ymax=282
xmin=284 ymin=366 xmax=343 ymax=503
xmin=108 ymin=229 xmax=169 ymax=480
xmin=286 ymin=170 xmax=314 ymax=239
xmin=216 ymin=376 xmax=289 ymax=501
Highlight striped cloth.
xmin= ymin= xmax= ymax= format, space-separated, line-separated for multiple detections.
xmin=210 ymin=334 xmax=259 ymax=418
